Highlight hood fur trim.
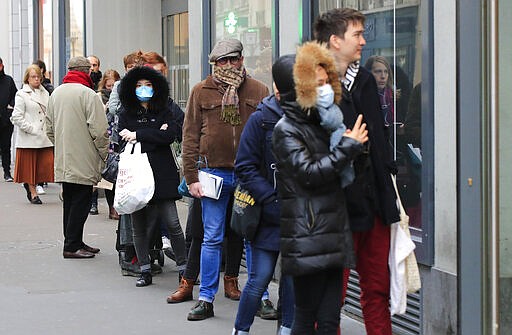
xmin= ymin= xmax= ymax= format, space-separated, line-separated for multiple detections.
xmin=119 ymin=66 xmax=169 ymax=113
xmin=293 ymin=42 xmax=342 ymax=109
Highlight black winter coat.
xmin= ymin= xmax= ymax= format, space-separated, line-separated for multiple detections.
xmin=118 ymin=66 xmax=184 ymax=201
xmin=272 ymin=101 xmax=362 ymax=276
xmin=235 ymin=95 xmax=282 ymax=251
xmin=340 ymin=67 xmax=400 ymax=231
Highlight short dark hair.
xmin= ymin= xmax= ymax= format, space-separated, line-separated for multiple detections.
xmin=33 ymin=59 xmax=47 ymax=74
xmin=314 ymin=8 xmax=366 ymax=43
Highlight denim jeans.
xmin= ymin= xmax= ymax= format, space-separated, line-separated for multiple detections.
xmin=235 ymin=244 xmax=295 ymax=331
xmin=198 ymin=168 xmax=235 ymax=302
xmin=244 ymin=241 xmax=270 ymax=300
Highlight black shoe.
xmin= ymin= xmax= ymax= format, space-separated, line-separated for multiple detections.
xmin=187 ymin=300 xmax=214 ymax=321
xmin=30 ymin=196 xmax=43 ymax=205
xmin=4 ymin=173 xmax=13 ymax=182
xmin=135 ymin=271 xmax=152 ymax=287
xmin=89 ymin=204 xmax=98 ymax=215
xmin=256 ymin=299 xmax=278 ymax=320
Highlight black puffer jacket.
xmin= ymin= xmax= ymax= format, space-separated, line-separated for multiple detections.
xmin=118 ymin=66 xmax=184 ymax=201
xmin=272 ymin=100 xmax=362 ymax=276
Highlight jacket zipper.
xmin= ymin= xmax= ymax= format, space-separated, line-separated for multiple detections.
xmin=307 ymin=200 xmax=315 ymax=230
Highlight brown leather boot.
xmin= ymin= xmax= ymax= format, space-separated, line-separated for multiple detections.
xmin=166 ymin=278 xmax=194 ymax=303
xmin=223 ymin=275 xmax=241 ymax=300
xmin=109 ymin=206 xmax=119 ymax=220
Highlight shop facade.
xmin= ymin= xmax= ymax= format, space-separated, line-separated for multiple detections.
xmin=1 ymin=0 xmax=510 ymax=333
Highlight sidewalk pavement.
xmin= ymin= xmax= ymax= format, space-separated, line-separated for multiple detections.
xmin=0 ymin=181 xmax=366 ymax=335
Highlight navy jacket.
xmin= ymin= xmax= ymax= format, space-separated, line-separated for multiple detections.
xmin=234 ymin=95 xmax=282 ymax=251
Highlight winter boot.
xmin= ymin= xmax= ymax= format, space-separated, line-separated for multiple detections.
xmin=166 ymin=277 xmax=194 ymax=303
xmin=224 ymin=275 xmax=241 ymax=300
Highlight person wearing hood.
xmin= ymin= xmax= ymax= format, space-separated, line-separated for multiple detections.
xmin=231 ymin=55 xmax=296 ymax=335
xmin=117 ymin=65 xmax=187 ymax=287
xmin=46 ymin=56 xmax=109 ymax=259
xmin=0 ymin=57 xmax=18 ymax=182
xmin=271 ymin=42 xmax=368 ymax=334
xmin=10 ymin=64 xmax=54 ymax=204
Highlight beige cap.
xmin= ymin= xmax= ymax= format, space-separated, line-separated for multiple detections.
xmin=208 ymin=38 xmax=243 ymax=64
xmin=67 ymin=56 xmax=91 ymax=70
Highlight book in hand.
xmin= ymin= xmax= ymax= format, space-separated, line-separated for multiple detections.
xmin=198 ymin=170 xmax=223 ymax=200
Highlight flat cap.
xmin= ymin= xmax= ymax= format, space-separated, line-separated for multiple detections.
xmin=208 ymin=38 xmax=243 ymax=64
xmin=67 ymin=56 xmax=91 ymax=70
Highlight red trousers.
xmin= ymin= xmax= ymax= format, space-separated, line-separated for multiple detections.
xmin=341 ymin=217 xmax=392 ymax=335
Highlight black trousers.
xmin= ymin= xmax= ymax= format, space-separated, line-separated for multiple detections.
xmin=0 ymin=123 xmax=13 ymax=174
xmin=183 ymin=197 xmax=243 ymax=280
xmin=62 ymin=183 xmax=93 ymax=252
xmin=292 ymin=267 xmax=344 ymax=335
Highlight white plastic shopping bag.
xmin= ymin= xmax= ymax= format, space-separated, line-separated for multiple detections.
xmin=114 ymin=142 xmax=155 ymax=214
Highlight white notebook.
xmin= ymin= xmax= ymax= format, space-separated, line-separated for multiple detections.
xmin=198 ymin=170 xmax=223 ymax=200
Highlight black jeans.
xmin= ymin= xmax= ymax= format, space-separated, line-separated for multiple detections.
xmin=0 ymin=123 xmax=13 ymax=174
xmin=62 ymin=183 xmax=93 ymax=252
xmin=292 ymin=268 xmax=344 ymax=335
xmin=182 ymin=197 xmax=243 ymax=280
xmin=131 ymin=199 xmax=187 ymax=272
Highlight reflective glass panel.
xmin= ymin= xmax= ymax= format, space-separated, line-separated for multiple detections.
xmin=210 ymin=0 xmax=273 ymax=90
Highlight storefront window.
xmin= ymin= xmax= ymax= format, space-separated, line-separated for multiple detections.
xmin=165 ymin=12 xmax=190 ymax=109
xmin=65 ymin=0 xmax=85 ymax=59
xmin=210 ymin=0 xmax=274 ymax=90
xmin=319 ymin=0 xmax=423 ymax=232
xmin=38 ymin=0 xmax=53 ymax=83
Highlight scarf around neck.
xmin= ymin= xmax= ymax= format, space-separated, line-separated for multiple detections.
xmin=342 ymin=61 xmax=360 ymax=92
xmin=213 ymin=65 xmax=246 ymax=126
xmin=62 ymin=70 xmax=94 ymax=88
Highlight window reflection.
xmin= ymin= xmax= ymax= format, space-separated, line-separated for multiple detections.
xmin=38 ymin=0 xmax=54 ymax=83
xmin=66 ymin=0 xmax=85 ymax=59
xmin=166 ymin=12 xmax=190 ymax=109
xmin=319 ymin=0 xmax=422 ymax=230
xmin=211 ymin=0 xmax=273 ymax=90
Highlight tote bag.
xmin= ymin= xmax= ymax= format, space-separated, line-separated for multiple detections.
xmin=230 ymin=184 xmax=261 ymax=241
xmin=113 ymin=142 xmax=155 ymax=215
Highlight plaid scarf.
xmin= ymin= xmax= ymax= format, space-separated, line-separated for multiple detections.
xmin=213 ymin=65 xmax=246 ymax=126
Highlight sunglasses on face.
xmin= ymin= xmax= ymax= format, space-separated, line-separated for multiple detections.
xmin=216 ymin=56 xmax=241 ymax=65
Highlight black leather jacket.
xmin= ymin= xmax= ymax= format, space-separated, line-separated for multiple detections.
xmin=272 ymin=101 xmax=362 ymax=276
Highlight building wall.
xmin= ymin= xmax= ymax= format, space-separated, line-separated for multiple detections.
xmin=84 ymin=0 xmax=162 ymax=76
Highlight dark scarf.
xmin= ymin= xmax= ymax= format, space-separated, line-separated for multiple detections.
xmin=62 ymin=70 xmax=94 ymax=88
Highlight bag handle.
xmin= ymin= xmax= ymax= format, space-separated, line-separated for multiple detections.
xmin=390 ymin=174 xmax=406 ymax=216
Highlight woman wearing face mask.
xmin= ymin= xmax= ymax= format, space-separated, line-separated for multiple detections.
xmin=117 ymin=66 xmax=187 ymax=287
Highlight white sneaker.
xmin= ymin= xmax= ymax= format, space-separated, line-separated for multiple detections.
xmin=36 ymin=185 xmax=46 ymax=195
xmin=161 ymin=236 xmax=171 ymax=250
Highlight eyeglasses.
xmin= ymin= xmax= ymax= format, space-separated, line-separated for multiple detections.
xmin=216 ymin=56 xmax=241 ymax=65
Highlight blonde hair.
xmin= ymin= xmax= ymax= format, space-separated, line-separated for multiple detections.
xmin=23 ymin=64 xmax=42 ymax=84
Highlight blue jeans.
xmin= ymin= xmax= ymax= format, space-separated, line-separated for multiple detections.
xmin=234 ymin=245 xmax=295 ymax=331
xmin=244 ymin=241 xmax=270 ymax=300
xmin=198 ymin=168 xmax=235 ymax=302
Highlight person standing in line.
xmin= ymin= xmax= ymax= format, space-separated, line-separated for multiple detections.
xmin=33 ymin=59 xmax=54 ymax=95
xmin=46 ymin=56 xmax=109 ymax=259
xmin=0 ymin=57 xmax=18 ymax=182
xmin=231 ymin=54 xmax=297 ymax=335
xmin=10 ymin=64 xmax=54 ymax=204
xmin=87 ymin=55 xmax=102 ymax=91
xmin=117 ymin=65 xmax=188 ymax=287
xmin=271 ymin=41 xmax=368 ymax=334
xmin=314 ymin=8 xmax=400 ymax=335
xmin=181 ymin=38 xmax=268 ymax=321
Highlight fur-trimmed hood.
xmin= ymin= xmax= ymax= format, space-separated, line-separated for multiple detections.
xmin=119 ymin=66 xmax=169 ymax=113
xmin=294 ymin=41 xmax=342 ymax=109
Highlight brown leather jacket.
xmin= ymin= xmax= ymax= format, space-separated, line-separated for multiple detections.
xmin=182 ymin=75 xmax=269 ymax=184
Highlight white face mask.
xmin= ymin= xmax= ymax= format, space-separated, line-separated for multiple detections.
xmin=316 ymin=83 xmax=335 ymax=108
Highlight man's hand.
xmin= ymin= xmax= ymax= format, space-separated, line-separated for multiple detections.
xmin=188 ymin=182 xmax=204 ymax=198
xmin=119 ymin=128 xmax=137 ymax=142
xmin=343 ymin=114 xmax=368 ymax=144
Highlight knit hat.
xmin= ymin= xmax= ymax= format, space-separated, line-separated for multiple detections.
xmin=208 ymin=38 xmax=243 ymax=64
xmin=272 ymin=54 xmax=296 ymax=103
xmin=67 ymin=56 xmax=91 ymax=72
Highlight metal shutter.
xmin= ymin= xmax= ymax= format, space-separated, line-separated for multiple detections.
xmin=344 ymin=270 xmax=422 ymax=335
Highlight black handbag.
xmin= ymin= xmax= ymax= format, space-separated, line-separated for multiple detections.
xmin=101 ymin=151 xmax=120 ymax=183
xmin=230 ymin=184 xmax=261 ymax=241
